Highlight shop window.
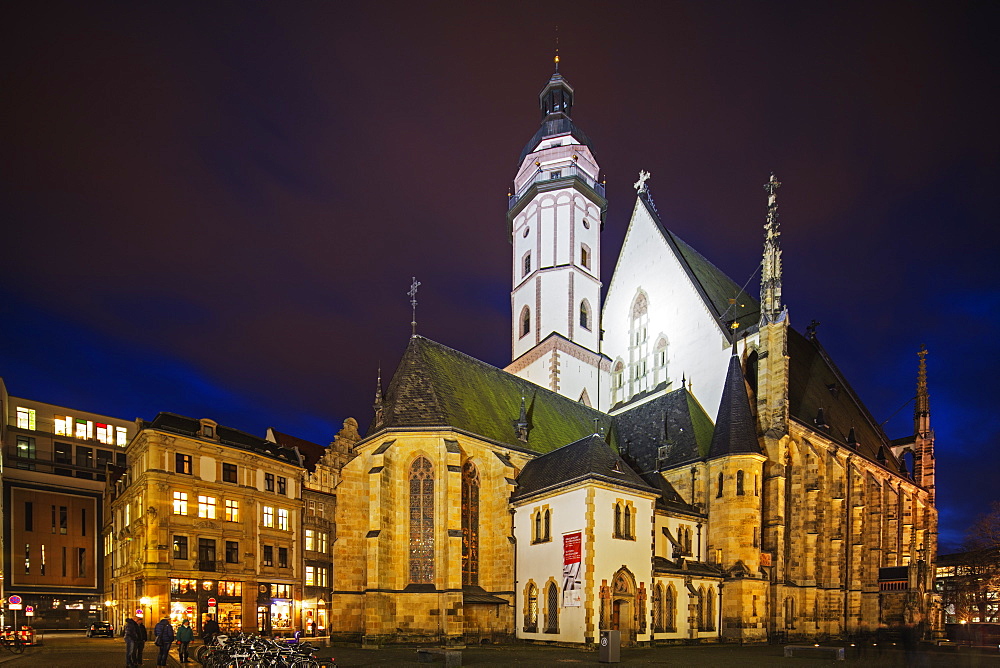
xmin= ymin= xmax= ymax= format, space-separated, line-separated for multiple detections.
xmin=176 ymin=454 xmax=192 ymax=475
xmin=222 ymin=463 xmax=238 ymax=483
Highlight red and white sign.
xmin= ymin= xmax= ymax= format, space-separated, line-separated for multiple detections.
xmin=207 ymin=598 xmax=217 ymax=606
xmin=8 ymin=595 xmax=22 ymax=605
xmin=135 ymin=608 xmax=144 ymax=617
xmin=25 ymin=606 xmax=34 ymax=617
xmin=562 ymin=532 xmax=583 ymax=607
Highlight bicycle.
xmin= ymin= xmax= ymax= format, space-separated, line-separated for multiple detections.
xmin=0 ymin=631 xmax=26 ymax=654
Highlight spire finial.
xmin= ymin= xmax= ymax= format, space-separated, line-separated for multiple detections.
xmin=634 ymin=170 xmax=651 ymax=194
xmin=554 ymin=26 xmax=560 ymax=71
xmin=408 ymin=277 xmax=421 ymax=337
xmin=915 ymin=344 xmax=930 ymax=428
xmin=760 ymin=172 xmax=783 ymax=324
xmin=373 ymin=366 xmax=385 ymax=427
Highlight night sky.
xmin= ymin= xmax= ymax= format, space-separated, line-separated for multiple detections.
xmin=3 ymin=2 xmax=998 ymax=552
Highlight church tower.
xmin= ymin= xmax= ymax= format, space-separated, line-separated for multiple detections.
xmin=505 ymin=59 xmax=610 ymax=408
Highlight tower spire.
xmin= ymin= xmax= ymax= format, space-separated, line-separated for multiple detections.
xmin=760 ymin=173 xmax=783 ymax=324
xmin=915 ymin=345 xmax=929 ymax=435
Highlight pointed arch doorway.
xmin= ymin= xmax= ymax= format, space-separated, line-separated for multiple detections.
xmin=610 ymin=568 xmax=637 ymax=644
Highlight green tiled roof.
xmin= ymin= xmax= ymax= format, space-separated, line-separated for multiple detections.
xmin=640 ymin=195 xmax=760 ymax=338
xmin=373 ymin=336 xmax=616 ymax=453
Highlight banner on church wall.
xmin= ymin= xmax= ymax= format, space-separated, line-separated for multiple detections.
xmin=562 ymin=532 xmax=582 ymax=607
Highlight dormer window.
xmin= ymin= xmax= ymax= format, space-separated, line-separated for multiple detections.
xmin=199 ymin=419 xmax=217 ymax=440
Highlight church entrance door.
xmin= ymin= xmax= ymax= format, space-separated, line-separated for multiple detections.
xmin=611 ymin=599 xmax=632 ymax=642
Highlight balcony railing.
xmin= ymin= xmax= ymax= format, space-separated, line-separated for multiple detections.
xmin=509 ymin=164 xmax=605 ymax=210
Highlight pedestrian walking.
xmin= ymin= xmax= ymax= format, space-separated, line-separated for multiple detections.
xmin=202 ymin=614 xmax=221 ymax=647
xmin=176 ymin=619 xmax=194 ymax=663
xmin=124 ymin=616 xmax=146 ymax=667
xmin=153 ymin=617 xmax=175 ymax=666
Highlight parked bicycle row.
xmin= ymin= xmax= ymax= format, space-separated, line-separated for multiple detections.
xmin=197 ymin=633 xmax=333 ymax=668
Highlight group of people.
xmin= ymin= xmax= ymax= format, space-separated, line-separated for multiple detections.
xmin=123 ymin=614 xmax=220 ymax=666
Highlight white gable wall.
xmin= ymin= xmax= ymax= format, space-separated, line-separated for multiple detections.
xmin=603 ymin=198 xmax=737 ymax=420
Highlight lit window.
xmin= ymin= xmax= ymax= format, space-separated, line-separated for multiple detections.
xmin=96 ymin=423 xmax=114 ymax=445
xmin=317 ymin=531 xmax=328 ymax=553
xmin=198 ymin=496 xmax=216 ymax=519
xmin=173 ymin=492 xmax=188 ymax=516
xmin=16 ymin=436 xmax=36 ymax=460
xmin=274 ymin=584 xmax=291 ymax=598
xmin=55 ymin=415 xmax=72 ymax=436
xmin=176 ymin=453 xmax=192 ymax=475
xmin=305 ymin=529 xmax=315 ymax=551
xmin=16 ymin=407 xmax=36 ymax=430
xmin=75 ymin=419 xmax=93 ymax=440
xmin=225 ymin=499 xmax=239 ymax=522
xmin=305 ymin=566 xmax=315 ymax=586
xmin=263 ymin=506 xmax=274 ymax=528
xmin=116 ymin=427 xmax=128 ymax=446
xmin=317 ymin=566 xmax=328 ymax=587
xmin=278 ymin=508 xmax=289 ymax=531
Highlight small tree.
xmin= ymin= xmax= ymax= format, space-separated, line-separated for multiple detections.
xmin=950 ymin=502 xmax=1000 ymax=624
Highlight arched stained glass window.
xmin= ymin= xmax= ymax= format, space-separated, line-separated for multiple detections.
xmin=666 ymin=584 xmax=677 ymax=632
xmin=409 ymin=457 xmax=434 ymax=584
xmin=652 ymin=583 xmax=663 ymax=632
xmin=461 ymin=461 xmax=480 ymax=585
xmin=525 ymin=583 xmax=539 ymax=632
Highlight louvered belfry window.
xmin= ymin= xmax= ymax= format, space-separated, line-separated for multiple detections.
xmin=409 ymin=457 xmax=435 ymax=583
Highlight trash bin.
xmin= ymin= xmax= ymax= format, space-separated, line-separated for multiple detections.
xmin=599 ymin=629 xmax=620 ymax=663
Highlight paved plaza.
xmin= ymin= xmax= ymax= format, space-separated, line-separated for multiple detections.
xmin=2 ymin=632 xmax=999 ymax=667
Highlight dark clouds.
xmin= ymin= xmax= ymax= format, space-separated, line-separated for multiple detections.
xmin=2 ymin=1 xmax=998 ymax=551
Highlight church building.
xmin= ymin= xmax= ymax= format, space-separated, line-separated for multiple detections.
xmin=329 ymin=62 xmax=938 ymax=646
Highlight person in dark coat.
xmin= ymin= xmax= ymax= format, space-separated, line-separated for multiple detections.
xmin=202 ymin=614 xmax=221 ymax=646
xmin=153 ymin=617 xmax=175 ymax=666
xmin=124 ymin=617 xmax=147 ymax=667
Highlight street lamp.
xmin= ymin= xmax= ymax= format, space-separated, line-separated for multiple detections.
xmin=139 ymin=596 xmax=151 ymax=624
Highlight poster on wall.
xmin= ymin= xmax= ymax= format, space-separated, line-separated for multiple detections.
xmin=562 ymin=532 xmax=582 ymax=607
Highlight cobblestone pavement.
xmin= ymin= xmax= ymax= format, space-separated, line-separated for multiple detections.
xmin=3 ymin=634 xmax=1000 ymax=667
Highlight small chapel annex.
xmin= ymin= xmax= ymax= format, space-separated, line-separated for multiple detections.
xmin=329 ymin=63 xmax=938 ymax=646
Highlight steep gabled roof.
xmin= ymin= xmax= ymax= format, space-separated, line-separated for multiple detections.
xmin=373 ymin=336 xmax=615 ymax=453
xmin=637 ymin=193 xmax=760 ymax=339
xmin=268 ymin=428 xmax=326 ymax=471
xmin=783 ymin=328 xmax=901 ymax=473
xmin=708 ymin=354 xmax=763 ymax=459
xmin=513 ymin=434 xmax=655 ymax=500
xmin=612 ymin=387 xmax=715 ymax=471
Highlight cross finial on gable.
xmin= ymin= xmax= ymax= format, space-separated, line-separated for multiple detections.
xmin=408 ymin=277 xmax=421 ymax=337
xmin=634 ymin=170 xmax=651 ymax=194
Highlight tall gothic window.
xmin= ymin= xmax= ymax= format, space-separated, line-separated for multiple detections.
xmin=652 ymin=583 xmax=663 ymax=632
xmin=521 ymin=306 xmax=531 ymax=338
xmin=717 ymin=472 xmax=724 ymax=498
xmin=409 ymin=457 xmax=434 ymax=584
xmin=653 ymin=337 xmax=667 ymax=384
xmin=706 ymin=586 xmax=716 ymax=631
xmin=579 ymin=300 xmax=591 ymax=330
xmin=544 ymin=582 xmax=559 ymax=633
xmin=737 ymin=470 xmax=745 ymax=495
xmin=665 ymin=584 xmax=677 ymax=632
xmin=461 ymin=461 xmax=480 ymax=585
xmin=525 ymin=583 xmax=539 ymax=632
xmin=629 ymin=292 xmax=650 ymax=395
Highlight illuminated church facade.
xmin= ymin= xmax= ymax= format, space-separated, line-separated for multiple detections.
xmin=329 ymin=65 xmax=938 ymax=645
